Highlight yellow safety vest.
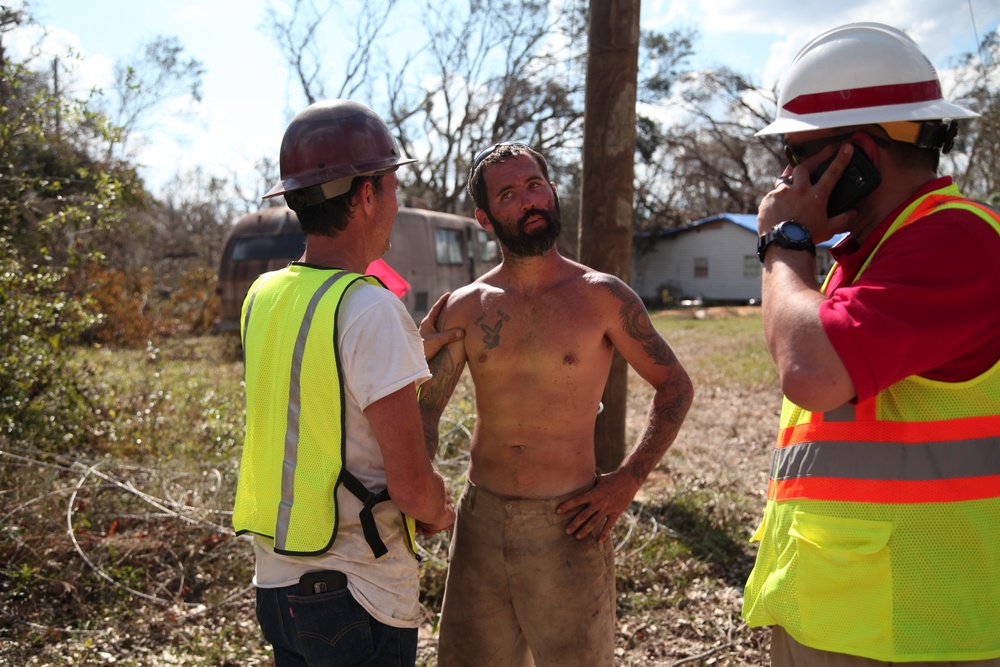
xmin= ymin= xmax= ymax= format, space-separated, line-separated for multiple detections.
xmin=232 ymin=264 xmax=417 ymax=558
xmin=743 ymin=186 xmax=1000 ymax=661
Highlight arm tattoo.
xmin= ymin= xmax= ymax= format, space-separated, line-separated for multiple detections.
xmin=597 ymin=276 xmax=693 ymax=484
xmin=419 ymin=347 xmax=461 ymax=457
xmin=599 ymin=278 xmax=677 ymax=368
xmin=423 ymin=348 xmax=456 ymax=409
xmin=627 ymin=384 xmax=693 ymax=485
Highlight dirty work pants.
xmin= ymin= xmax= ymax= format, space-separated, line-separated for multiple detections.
xmin=437 ymin=481 xmax=616 ymax=667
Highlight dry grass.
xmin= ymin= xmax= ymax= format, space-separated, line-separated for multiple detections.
xmin=0 ymin=306 xmax=782 ymax=666
xmin=608 ymin=307 xmax=779 ymax=665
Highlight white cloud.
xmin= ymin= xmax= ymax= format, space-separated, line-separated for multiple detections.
xmin=18 ymin=0 xmax=1000 ymax=199
xmin=7 ymin=23 xmax=114 ymax=97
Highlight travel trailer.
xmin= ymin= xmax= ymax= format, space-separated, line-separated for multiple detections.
xmin=216 ymin=204 xmax=497 ymax=331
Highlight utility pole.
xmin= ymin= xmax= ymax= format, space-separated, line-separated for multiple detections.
xmin=579 ymin=0 xmax=641 ymax=471
xmin=52 ymin=56 xmax=61 ymax=138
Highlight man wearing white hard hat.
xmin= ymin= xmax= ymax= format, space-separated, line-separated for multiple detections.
xmin=743 ymin=23 xmax=1000 ymax=667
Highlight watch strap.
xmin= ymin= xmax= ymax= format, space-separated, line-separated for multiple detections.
xmin=757 ymin=221 xmax=815 ymax=263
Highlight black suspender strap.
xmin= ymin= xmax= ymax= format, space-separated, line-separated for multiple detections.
xmin=339 ymin=470 xmax=392 ymax=559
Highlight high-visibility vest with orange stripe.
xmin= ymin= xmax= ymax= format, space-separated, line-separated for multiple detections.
xmin=743 ymin=185 xmax=1000 ymax=662
xmin=232 ymin=265 xmax=418 ymax=558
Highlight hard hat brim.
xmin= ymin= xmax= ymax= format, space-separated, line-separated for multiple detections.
xmin=759 ymin=90 xmax=978 ymax=137
xmin=263 ymin=156 xmax=417 ymax=200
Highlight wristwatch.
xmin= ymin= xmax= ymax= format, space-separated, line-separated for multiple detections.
xmin=757 ymin=220 xmax=815 ymax=263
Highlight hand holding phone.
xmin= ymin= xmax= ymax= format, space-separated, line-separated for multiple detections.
xmin=810 ymin=145 xmax=881 ymax=217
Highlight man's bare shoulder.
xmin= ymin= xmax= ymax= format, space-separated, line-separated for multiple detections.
xmin=439 ymin=270 xmax=501 ymax=324
xmin=577 ymin=266 xmax=638 ymax=304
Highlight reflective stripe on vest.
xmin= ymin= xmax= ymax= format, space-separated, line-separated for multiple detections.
xmin=770 ymin=409 xmax=1000 ymax=503
xmin=233 ymin=266 xmax=417 ymax=558
xmin=742 ymin=186 xmax=1000 ymax=661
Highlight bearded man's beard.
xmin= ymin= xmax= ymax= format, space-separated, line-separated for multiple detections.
xmin=487 ymin=195 xmax=562 ymax=258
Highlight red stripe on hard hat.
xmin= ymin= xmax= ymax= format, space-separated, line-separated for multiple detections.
xmin=783 ymin=79 xmax=942 ymax=114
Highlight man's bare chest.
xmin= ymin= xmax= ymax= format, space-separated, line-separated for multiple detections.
xmin=463 ymin=298 xmax=611 ymax=369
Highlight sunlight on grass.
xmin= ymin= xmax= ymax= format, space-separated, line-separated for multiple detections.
xmin=651 ymin=309 xmax=777 ymax=390
xmin=73 ymin=338 xmax=246 ymax=462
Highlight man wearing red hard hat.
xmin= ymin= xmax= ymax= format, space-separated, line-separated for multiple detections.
xmin=233 ymin=99 xmax=457 ymax=666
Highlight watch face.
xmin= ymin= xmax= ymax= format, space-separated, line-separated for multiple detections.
xmin=781 ymin=222 xmax=810 ymax=242
xmin=759 ymin=220 xmax=814 ymax=262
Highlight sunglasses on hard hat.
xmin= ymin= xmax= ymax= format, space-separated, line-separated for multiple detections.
xmin=783 ymin=132 xmax=891 ymax=167
xmin=472 ymin=141 xmax=532 ymax=172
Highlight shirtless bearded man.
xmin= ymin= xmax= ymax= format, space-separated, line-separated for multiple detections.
xmin=420 ymin=142 xmax=694 ymax=667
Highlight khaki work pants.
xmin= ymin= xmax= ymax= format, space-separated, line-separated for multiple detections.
xmin=772 ymin=626 xmax=1000 ymax=667
xmin=437 ymin=481 xmax=616 ymax=667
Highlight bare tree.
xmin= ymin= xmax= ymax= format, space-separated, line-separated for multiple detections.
xmin=265 ymin=0 xmax=332 ymax=105
xmin=946 ymin=31 xmax=1000 ymax=206
xmin=157 ymin=167 xmax=238 ymax=270
xmin=264 ymin=0 xmax=400 ymax=106
xmin=264 ymin=0 xmax=589 ymax=214
xmin=229 ymin=155 xmax=282 ymax=214
xmin=384 ymin=0 xmax=587 ymax=213
xmin=634 ymin=65 xmax=781 ymax=231
xmin=105 ymin=35 xmax=205 ymax=164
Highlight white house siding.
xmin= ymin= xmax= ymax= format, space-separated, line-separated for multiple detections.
xmin=633 ymin=220 xmax=761 ymax=303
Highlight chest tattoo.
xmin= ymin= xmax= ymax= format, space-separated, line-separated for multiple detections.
xmin=475 ymin=308 xmax=511 ymax=350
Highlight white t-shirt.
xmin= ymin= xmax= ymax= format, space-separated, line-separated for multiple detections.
xmin=251 ymin=277 xmax=431 ymax=628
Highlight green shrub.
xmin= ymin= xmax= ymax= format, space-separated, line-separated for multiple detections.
xmin=0 ymin=236 xmax=108 ymax=449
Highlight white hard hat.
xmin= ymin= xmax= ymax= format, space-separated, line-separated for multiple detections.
xmin=757 ymin=23 xmax=978 ymax=137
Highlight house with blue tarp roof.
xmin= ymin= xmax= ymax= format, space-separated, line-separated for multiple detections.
xmin=632 ymin=213 xmax=842 ymax=305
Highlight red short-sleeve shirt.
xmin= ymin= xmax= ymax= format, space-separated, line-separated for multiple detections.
xmin=819 ymin=178 xmax=1000 ymax=402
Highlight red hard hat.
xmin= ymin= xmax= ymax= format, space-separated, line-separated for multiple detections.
xmin=263 ymin=99 xmax=416 ymax=200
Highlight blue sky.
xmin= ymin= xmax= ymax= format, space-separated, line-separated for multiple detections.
xmin=14 ymin=0 xmax=1000 ymax=198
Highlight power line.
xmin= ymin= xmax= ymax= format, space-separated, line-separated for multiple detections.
xmin=967 ymin=0 xmax=989 ymax=66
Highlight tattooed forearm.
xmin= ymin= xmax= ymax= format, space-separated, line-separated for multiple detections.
xmin=419 ymin=348 xmax=462 ymax=458
xmin=426 ymin=346 xmax=456 ymax=391
xmin=625 ymin=378 xmax=694 ymax=484
xmin=644 ymin=388 xmax=693 ymax=445
xmin=420 ymin=403 xmax=441 ymax=459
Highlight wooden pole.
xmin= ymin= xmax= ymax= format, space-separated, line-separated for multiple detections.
xmin=579 ymin=0 xmax=640 ymax=471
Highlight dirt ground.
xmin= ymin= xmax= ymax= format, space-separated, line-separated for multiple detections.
xmin=2 ymin=306 xmax=782 ymax=666
xmin=609 ymin=305 xmax=778 ymax=665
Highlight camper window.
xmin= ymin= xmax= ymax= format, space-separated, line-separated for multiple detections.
xmin=435 ymin=229 xmax=464 ymax=265
xmin=475 ymin=229 xmax=495 ymax=262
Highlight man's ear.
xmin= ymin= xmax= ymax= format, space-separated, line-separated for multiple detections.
xmin=351 ymin=179 xmax=377 ymax=215
xmin=474 ymin=208 xmax=493 ymax=231
xmin=851 ymin=132 xmax=881 ymax=168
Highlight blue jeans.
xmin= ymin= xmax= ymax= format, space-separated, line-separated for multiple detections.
xmin=255 ymin=581 xmax=418 ymax=667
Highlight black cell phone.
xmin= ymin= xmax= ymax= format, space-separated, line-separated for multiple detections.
xmin=297 ymin=570 xmax=347 ymax=595
xmin=810 ymin=145 xmax=882 ymax=217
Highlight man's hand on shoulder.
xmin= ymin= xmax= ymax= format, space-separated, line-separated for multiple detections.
xmin=556 ymin=471 xmax=642 ymax=543
xmin=420 ymin=292 xmax=464 ymax=361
